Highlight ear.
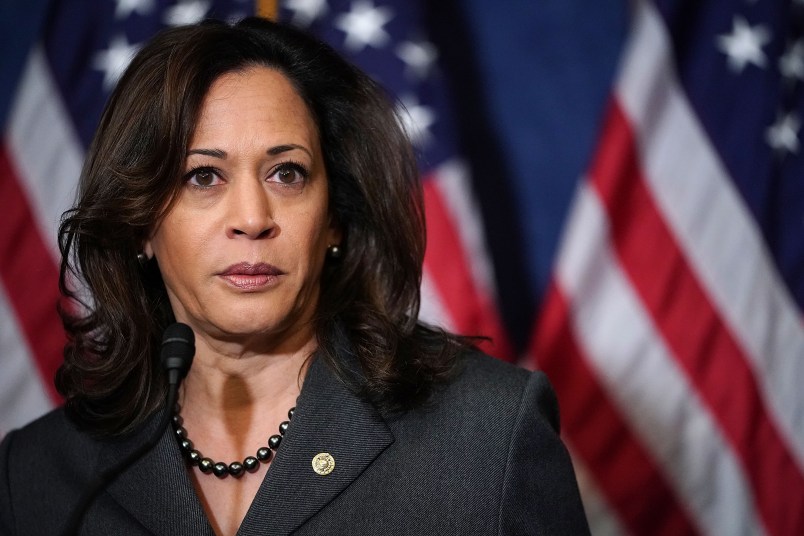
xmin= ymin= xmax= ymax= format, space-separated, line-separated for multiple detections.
xmin=326 ymin=213 xmax=342 ymax=246
xmin=143 ymin=240 xmax=154 ymax=259
xmin=326 ymin=228 xmax=343 ymax=248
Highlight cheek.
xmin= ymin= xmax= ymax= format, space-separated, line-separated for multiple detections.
xmin=287 ymin=209 xmax=332 ymax=274
xmin=292 ymin=219 xmax=327 ymax=265
xmin=292 ymin=191 xmax=331 ymax=241
xmin=310 ymin=208 xmax=336 ymax=250
xmin=150 ymin=215 xmax=205 ymax=279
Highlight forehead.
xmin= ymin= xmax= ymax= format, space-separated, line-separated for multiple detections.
xmin=191 ymin=66 xmax=319 ymax=146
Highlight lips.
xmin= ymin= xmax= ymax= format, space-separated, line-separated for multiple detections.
xmin=219 ymin=262 xmax=284 ymax=290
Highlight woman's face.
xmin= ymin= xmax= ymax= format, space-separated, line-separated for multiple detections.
xmin=145 ymin=66 xmax=339 ymax=351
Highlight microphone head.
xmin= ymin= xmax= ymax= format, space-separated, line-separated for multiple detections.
xmin=161 ymin=322 xmax=195 ymax=382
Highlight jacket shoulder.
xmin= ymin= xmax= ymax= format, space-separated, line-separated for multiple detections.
xmin=449 ymin=349 xmax=530 ymax=395
xmin=437 ymin=350 xmax=560 ymax=431
xmin=2 ymin=407 xmax=99 ymax=468
xmin=0 ymin=408 xmax=102 ymax=535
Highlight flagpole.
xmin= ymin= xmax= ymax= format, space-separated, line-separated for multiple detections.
xmin=256 ymin=0 xmax=278 ymax=20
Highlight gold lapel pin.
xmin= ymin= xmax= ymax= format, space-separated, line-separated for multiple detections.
xmin=312 ymin=453 xmax=335 ymax=475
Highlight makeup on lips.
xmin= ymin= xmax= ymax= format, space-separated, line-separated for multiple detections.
xmin=218 ymin=262 xmax=284 ymax=290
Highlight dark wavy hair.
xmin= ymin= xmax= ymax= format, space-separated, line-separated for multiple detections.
xmin=56 ymin=17 xmax=469 ymax=437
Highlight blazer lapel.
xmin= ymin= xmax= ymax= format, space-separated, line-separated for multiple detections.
xmin=99 ymin=410 xmax=215 ymax=535
xmin=238 ymin=357 xmax=395 ymax=536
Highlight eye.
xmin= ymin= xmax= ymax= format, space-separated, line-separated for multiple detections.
xmin=268 ymin=162 xmax=309 ymax=186
xmin=184 ymin=166 xmax=223 ymax=188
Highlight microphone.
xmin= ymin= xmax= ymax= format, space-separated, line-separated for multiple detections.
xmin=160 ymin=322 xmax=195 ymax=388
xmin=62 ymin=323 xmax=195 ymax=536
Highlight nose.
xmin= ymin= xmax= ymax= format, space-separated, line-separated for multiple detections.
xmin=226 ymin=177 xmax=276 ymax=239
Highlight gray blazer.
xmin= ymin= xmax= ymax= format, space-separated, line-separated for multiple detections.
xmin=0 ymin=352 xmax=590 ymax=535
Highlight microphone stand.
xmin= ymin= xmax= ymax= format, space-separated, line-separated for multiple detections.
xmin=61 ymin=323 xmax=194 ymax=536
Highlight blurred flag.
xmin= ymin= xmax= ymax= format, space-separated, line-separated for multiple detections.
xmin=532 ymin=1 xmax=804 ymax=535
xmin=3 ymin=0 xmax=804 ymax=535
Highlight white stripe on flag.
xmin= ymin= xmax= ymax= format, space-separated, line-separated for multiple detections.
xmin=570 ymin=453 xmax=627 ymax=536
xmin=431 ymin=159 xmax=497 ymax=296
xmin=557 ymin=183 xmax=765 ymax=536
xmin=419 ymin=269 xmax=455 ymax=330
xmin=617 ymin=0 xmax=804 ymax=470
xmin=0 ymin=287 xmax=53 ymax=436
xmin=8 ymin=46 xmax=83 ymax=261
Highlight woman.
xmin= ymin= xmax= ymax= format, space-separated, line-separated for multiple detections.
xmin=0 ymin=17 xmax=589 ymax=535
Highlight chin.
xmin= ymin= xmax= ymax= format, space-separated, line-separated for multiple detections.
xmin=209 ymin=307 xmax=313 ymax=343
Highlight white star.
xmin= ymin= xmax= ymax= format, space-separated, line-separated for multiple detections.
xmin=780 ymin=40 xmax=804 ymax=81
xmin=93 ymin=34 xmax=141 ymax=90
xmin=396 ymin=39 xmax=438 ymax=80
xmin=114 ymin=0 xmax=154 ymax=19
xmin=285 ymin=0 xmax=328 ymax=27
xmin=716 ymin=16 xmax=771 ymax=73
xmin=163 ymin=0 xmax=210 ymax=27
xmin=334 ymin=0 xmax=394 ymax=52
xmin=766 ymin=112 xmax=800 ymax=154
xmin=396 ymin=95 xmax=435 ymax=147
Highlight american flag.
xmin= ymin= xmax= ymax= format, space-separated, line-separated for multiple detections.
xmin=532 ymin=1 xmax=804 ymax=534
xmin=2 ymin=1 xmax=803 ymax=534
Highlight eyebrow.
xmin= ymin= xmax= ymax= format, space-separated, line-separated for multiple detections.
xmin=268 ymin=144 xmax=313 ymax=158
xmin=187 ymin=148 xmax=226 ymax=158
xmin=186 ymin=144 xmax=312 ymax=159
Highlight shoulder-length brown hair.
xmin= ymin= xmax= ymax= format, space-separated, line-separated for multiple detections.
xmin=57 ymin=17 xmax=466 ymax=437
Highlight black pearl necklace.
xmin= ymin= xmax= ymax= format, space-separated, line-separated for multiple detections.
xmin=172 ymin=406 xmax=295 ymax=478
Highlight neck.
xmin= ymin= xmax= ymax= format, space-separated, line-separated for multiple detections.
xmin=174 ymin=334 xmax=314 ymax=467
xmin=180 ymin=337 xmax=314 ymax=417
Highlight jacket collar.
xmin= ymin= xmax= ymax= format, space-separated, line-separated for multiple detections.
xmin=238 ymin=355 xmax=394 ymax=535
xmin=97 ymin=356 xmax=394 ymax=535
xmin=99 ymin=408 xmax=214 ymax=535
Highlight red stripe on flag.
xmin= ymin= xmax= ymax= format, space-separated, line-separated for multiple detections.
xmin=0 ymin=144 xmax=63 ymax=403
xmin=533 ymin=282 xmax=700 ymax=535
xmin=591 ymin=100 xmax=804 ymax=536
xmin=422 ymin=176 xmax=514 ymax=361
